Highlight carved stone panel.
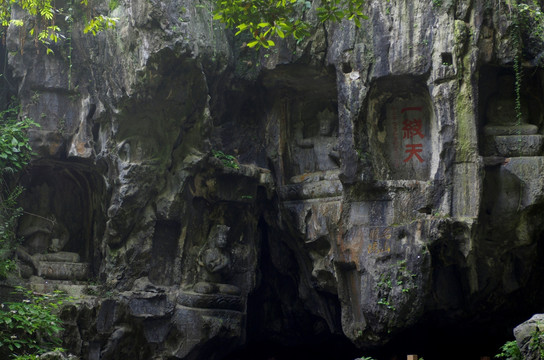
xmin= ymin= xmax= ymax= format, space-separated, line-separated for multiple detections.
xmin=378 ymin=99 xmax=433 ymax=180
xmin=364 ymin=77 xmax=436 ymax=181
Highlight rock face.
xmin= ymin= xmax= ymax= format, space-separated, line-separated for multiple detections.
xmin=3 ymin=0 xmax=544 ymax=359
xmin=514 ymin=314 xmax=544 ymax=360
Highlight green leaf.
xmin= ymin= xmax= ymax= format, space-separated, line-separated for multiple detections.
xmin=247 ymin=40 xmax=259 ymax=47
xmin=10 ymin=19 xmax=23 ymax=27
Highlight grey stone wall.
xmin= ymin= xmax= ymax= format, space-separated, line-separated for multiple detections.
xmin=4 ymin=0 xmax=544 ymax=358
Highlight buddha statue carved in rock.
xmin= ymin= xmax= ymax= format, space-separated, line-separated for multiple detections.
xmin=194 ymin=225 xmax=241 ymax=296
xmin=293 ymin=108 xmax=340 ymax=174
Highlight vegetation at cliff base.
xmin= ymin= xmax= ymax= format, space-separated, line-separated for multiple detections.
xmin=0 ymin=101 xmax=71 ymax=359
xmin=0 ymin=287 xmax=71 ymax=359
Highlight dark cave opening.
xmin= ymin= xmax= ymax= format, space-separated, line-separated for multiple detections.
xmin=224 ymin=337 xmax=364 ymax=360
xmin=225 ymin=315 xmax=522 ymax=360
xmin=381 ymin=320 xmax=515 ymax=360
xmin=16 ymin=160 xmax=107 ymax=278
xmin=222 ymin=216 xmax=544 ymax=360
xmin=223 ymin=217 xmax=361 ymax=360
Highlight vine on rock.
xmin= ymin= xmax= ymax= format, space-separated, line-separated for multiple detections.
xmin=504 ymin=0 xmax=544 ymax=122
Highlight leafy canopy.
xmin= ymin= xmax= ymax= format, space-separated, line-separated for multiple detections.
xmin=213 ymin=0 xmax=368 ymax=48
xmin=0 ymin=102 xmax=37 ymax=173
xmin=0 ymin=0 xmax=118 ymax=54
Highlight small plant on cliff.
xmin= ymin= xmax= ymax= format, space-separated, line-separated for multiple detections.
xmin=213 ymin=0 xmax=368 ymax=49
xmin=376 ymin=260 xmax=417 ymax=312
xmin=495 ymin=340 xmax=523 ymax=360
xmin=529 ymin=323 xmax=544 ymax=359
xmin=0 ymin=287 xmax=71 ymax=359
xmin=212 ymin=150 xmax=240 ymax=169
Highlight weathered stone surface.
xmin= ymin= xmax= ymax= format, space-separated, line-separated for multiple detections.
xmin=96 ymin=300 xmax=121 ymax=335
xmin=488 ymin=135 xmax=544 ymax=157
xmin=514 ymin=314 xmax=544 ymax=360
xmin=128 ymin=293 xmax=174 ymax=318
xmin=38 ymin=262 xmax=91 ymax=281
xmin=171 ymin=305 xmax=244 ymax=359
xmin=177 ymin=291 xmax=244 ymax=311
xmin=3 ymin=0 xmax=544 ymax=359
xmin=38 ymin=351 xmax=78 ymax=360
xmin=484 ymin=124 xmax=539 ymax=136
xmin=35 ymin=252 xmax=81 ymax=263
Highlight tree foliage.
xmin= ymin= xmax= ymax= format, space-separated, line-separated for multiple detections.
xmin=0 ymin=0 xmax=118 ymax=54
xmin=0 ymin=101 xmax=37 ymax=173
xmin=213 ymin=0 xmax=368 ymax=48
xmin=0 ymin=99 xmax=37 ymax=279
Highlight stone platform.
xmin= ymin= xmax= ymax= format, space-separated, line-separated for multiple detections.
xmin=38 ymin=261 xmax=91 ymax=281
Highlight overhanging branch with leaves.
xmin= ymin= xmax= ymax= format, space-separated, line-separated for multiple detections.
xmin=213 ymin=0 xmax=368 ymax=48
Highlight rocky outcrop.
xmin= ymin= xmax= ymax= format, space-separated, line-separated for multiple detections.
xmin=514 ymin=314 xmax=544 ymax=360
xmin=3 ymin=0 xmax=544 ymax=359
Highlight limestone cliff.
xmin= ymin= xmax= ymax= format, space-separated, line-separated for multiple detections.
xmin=3 ymin=0 xmax=544 ymax=359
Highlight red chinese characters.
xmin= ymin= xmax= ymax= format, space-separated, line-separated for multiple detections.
xmin=402 ymin=118 xmax=425 ymax=139
xmin=404 ymin=143 xmax=424 ymax=163
xmin=400 ymin=107 xmax=425 ymax=163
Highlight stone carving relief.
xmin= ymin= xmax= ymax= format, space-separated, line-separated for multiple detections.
xmin=287 ymin=104 xmax=340 ymax=181
xmin=13 ymin=163 xmax=105 ymax=282
xmin=292 ymin=108 xmax=340 ymax=174
xmin=365 ymin=78 xmax=437 ymax=181
xmin=376 ymin=100 xmax=434 ymax=180
xmin=177 ymin=212 xmax=256 ymax=312
xmin=194 ymin=224 xmax=241 ymax=296
xmin=18 ymin=211 xmax=69 ymax=255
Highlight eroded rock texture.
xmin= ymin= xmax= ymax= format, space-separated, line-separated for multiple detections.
xmin=4 ymin=0 xmax=544 ymax=359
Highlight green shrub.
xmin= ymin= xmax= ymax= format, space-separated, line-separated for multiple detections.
xmin=0 ymin=100 xmax=38 ymax=279
xmin=0 ymin=103 xmax=38 ymax=175
xmin=212 ymin=150 xmax=239 ymax=169
xmin=496 ymin=340 xmax=523 ymax=360
xmin=529 ymin=324 xmax=544 ymax=360
xmin=0 ymin=287 xmax=71 ymax=359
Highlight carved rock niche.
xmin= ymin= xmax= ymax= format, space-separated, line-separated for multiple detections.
xmin=479 ymin=66 xmax=544 ymax=158
xmin=16 ymin=161 xmax=106 ymax=281
xmin=285 ymin=99 xmax=339 ymax=180
xmin=262 ymin=65 xmax=338 ymax=183
xmin=365 ymin=76 xmax=437 ymax=181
